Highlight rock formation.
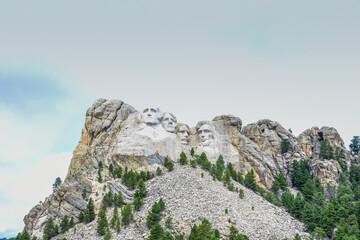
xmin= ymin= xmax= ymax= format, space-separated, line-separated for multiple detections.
xmin=23 ymin=99 xmax=355 ymax=239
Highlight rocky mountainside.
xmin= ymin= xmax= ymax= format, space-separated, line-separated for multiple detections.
xmin=23 ymin=99 xmax=355 ymax=239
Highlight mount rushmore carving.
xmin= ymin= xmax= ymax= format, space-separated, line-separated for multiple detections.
xmin=66 ymin=99 xmax=353 ymax=190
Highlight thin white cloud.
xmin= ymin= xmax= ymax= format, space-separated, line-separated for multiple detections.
xmin=0 ymin=152 xmax=72 ymax=237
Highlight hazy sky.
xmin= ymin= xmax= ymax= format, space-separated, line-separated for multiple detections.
xmin=1 ymin=0 xmax=359 ymax=237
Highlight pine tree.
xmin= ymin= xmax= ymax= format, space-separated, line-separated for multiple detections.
xmin=292 ymin=193 xmax=304 ymax=219
xmin=310 ymin=227 xmax=326 ymax=240
xmin=104 ymin=229 xmax=112 ymax=240
xmin=137 ymin=179 xmax=148 ymax=198
xmin=322 ymin=202 xmax=336 ymax=235
xmin=216 ymin=154 xmax=225 ymax=172
xmin=146 ymin=200 xmax=165 ymax=229
xmin=163 ymin=232 xmax=174 ymax=240
xmin=164 ymin=157 xmax=174 ymax=171
xmin=179 ymin=152 xmax=188 ymax=165
xmin=133 ymin=196 xmax=143 ymax=211
xmin=146 ymin=170 xmax=151 ymax=180
xmin=302 ymin=179 xmax=315 ymax=201
xmin=313 ymin=192 xmax=326 ymax=207
xmin=347 ymin=214 xmax=360 ymax=238
xmin=277 ymin=172 xmax=288 ymax=190
xmin=82 ymin=188 xmax=87 ymax=199
xmin=198 ymin=152 xmax=208 ymax=165
xmin=189 ymin=225 xmax=198 ymax=240
xmin=98 ymin=169 xmax=103 ymax=183
xmin=78 ymin=212 xmax=84 ymax=222
xmin=237 ymin=172 xmax=244 ymax=183
xmin=110 ymin=206 xmax=118 ymax=228
xmin=281 ymin=139 xmax=291 ymax=153
xmin=127 ymin=170 xmax=137 ymax=189
xmin=196 ymin=218 xmax=212 ymax=240
xmin=52 ymin=177 xmax=62 ymax=193
xmin=140 ymin=171 xmax=147 ymax=181
xmin=115 ymin=192 xmax=124 ymax=207
xmin=60 ymin=215 xmax=69 ymax=233
xmin=121 ymin=204 xmax=134 ymax=226
xmin=115 ymin=219 xmax=121 ymax=232
xmin=244 ymin=169 xmax=257 ymax=191
xmin=190 ymin=160 xmax=196 ymax=167
xmin=157 ymin=167 xmax=162 ymax=175
xmin=69 ymin=216 xmax=74 ymax=228
xmin=349 ymin=136 xmax=360 ymax=155
xmin=21 ymin=231 xmax=30 ymax=240
xmin=96 ymin=209 xmax=108 ymax=236
xmin=165 ymin=216 xmax=173 ymax=229
xmin=223 ymin=168 xmax=231 ymax=184
xmin=216 ymin=155 xmax=225 ymax=176
xmin=190 ymin=148 xmax=195 ymax=157
xmin=85 ymin=198 xmax=96 ymax=222
xmin=314 ymin=177 xmax=324 ymax=193
xmin=302 ymin=203 xmax=315 ymax=231
xmin=239 ymin=189 xmax=245 ymax=199
xmin=175 ymin=234 xmax=184 ymax=240
xmin=43 ymin=217 xmax=56 ymax=240
xmin=319 ymin=139 xmax=334 ymax=160
xmin=109 ymin=163 xmax=114 ymax=173
xmin=292 ymin=160 xmax=311 ymax=190
xmin=159 ymin=198 xmax=165 ymax=211
xmin=149 ymin=223 xmax=164 ymax=240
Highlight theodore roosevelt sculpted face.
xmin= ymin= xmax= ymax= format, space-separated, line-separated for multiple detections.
xmin=177 ymin=124 xmax=190 ymax=144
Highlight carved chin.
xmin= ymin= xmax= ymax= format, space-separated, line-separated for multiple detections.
xmin=180 ymin=139 xmax=189 ymax=145
xmin=201 ymin=140 xmax=212 ymax=146
xmin=144 ymin=118 xmax=159 ymax=125
xmin=165 ymin=126 xmax=176 ymax=133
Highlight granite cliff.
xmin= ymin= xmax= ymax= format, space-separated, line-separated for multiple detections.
xmin=23 ymin=99 xmax=355 ymax=239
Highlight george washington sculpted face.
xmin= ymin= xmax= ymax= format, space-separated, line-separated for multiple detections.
xmin=141 ymin=108 xmax=161 ymax=126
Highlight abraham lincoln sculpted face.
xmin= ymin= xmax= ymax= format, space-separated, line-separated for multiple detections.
xmin=198 ymin=124 xmax=214 ymax=146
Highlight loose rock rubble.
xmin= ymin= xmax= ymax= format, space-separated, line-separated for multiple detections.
xmin=57 ymin=164 xmax=309 ymax=240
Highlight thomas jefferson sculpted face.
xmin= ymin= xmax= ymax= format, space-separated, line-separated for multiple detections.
xmin=162 ymin=113 xmax=177 ymax=133
xmin=141 ymin=108 xmax=161 ymax=126
xmin=198 ymin=124 xmax=214 ymax=146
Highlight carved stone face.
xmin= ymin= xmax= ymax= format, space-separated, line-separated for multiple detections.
xmin=142 ymin=108 xmax=161 ymax=126
xmin=198 ymin=124 xmax=214 ymax=146
xmin=162 ymin=113 xmax=177 ymax=133
xmin=177 ymin=124 xmax=189 ymax=144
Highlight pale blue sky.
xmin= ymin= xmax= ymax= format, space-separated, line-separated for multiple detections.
xmin=1 ymin=0 xmax=360 ymax=237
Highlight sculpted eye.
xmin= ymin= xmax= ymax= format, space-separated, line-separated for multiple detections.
xmin=143 ymin=109 xmax=149 ymax=113
xmin=164 ymin=118 xmax=169 ymax=121
xmin=150 ymin=109 xmax=156 ymax=113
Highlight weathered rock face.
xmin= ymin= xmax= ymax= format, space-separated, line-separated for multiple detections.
xmin=23 ymin=99 xmax=355 ymax=239
xmin=298 ymin=126 xmax=353 ymax=161
xmin=242 ymin=119 xmax=297 ymax=154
